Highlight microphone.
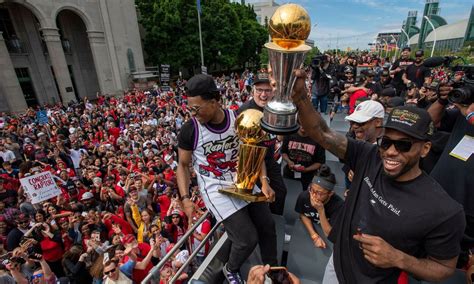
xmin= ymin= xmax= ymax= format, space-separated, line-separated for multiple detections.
xmin=423 ymin=56 xmax=458 ymax=68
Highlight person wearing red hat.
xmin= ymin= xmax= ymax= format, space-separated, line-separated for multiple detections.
xmin=120 ymin=234 xmax=161 ymax=283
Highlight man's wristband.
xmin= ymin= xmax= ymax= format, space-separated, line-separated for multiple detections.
xmin=180 ymin=194 xmax=190 ymax=201
xmin=311 ymin=234 xmax=319 ymax=240
xmin=467 ymin=112 xmax=474 ymax=125
xmin=261 ymin=176 xmax=270 ymax=184
xmin=467 ymin=112 xmax=474 ymax=121
xmin=437 ymin=97 xmax=449 ymax=106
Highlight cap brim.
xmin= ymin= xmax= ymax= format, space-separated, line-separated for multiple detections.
xmin=379 ymin=125 xmax=426 ymax=140
xmin=345 ymin=112 xmax=373 ymax=123
xmin=253 ymin=79 xmax=270 ymax=85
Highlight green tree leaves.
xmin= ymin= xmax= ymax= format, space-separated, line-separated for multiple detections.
xmin=136 ymin=0 xmax=268 ymax=75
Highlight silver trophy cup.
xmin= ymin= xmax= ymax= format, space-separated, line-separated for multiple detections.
xmin=260 ymin=42 xmax=311 ymax=135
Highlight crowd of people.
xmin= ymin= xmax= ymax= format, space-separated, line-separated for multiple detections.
xmin=0 ymin=46 xmax=472 ymax=284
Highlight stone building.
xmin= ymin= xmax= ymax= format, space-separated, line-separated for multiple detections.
xmin=0 ymin=0 xmax=146 ymax=112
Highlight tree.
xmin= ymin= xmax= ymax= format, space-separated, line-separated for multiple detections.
xmin=136 ymin=0 xmax=268 ymax=76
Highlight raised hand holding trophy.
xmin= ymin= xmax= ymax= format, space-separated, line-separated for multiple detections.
xmin=260 ymin=3 xmax=312 ymax=135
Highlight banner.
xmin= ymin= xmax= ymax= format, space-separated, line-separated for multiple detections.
xmin=20 ymin=171 xmax=61 ymax=204
xmin=160 ymin=64 xmax=171 ymax=91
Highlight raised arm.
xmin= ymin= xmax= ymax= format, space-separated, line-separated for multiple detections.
xmin=291 ymin=70 xmax=348 ymax=159
xmin=177 ymin=147 xmax=195 ymax=224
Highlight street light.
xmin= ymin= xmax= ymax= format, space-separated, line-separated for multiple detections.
xmin=400 ymin=28 xmax=409 ymax=47
xmin=382 ymin=38 xmax=389 ymax=59
xmin=390 ymin=35 xmax=398 ymax=59
xmin=424 ymin=16 xmax=437 ymax=57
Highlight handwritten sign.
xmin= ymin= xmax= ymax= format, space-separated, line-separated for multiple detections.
xmin=20 ymin=172 xmax=61 ymax=204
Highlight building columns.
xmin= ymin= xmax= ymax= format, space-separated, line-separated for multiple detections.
xmin=87 ymin=31 xmax=116 ymax=95
xmin=40 ymin=27 xmax=76 ymax=105
xmin=0 ymin=32 xmax=28 ymax=112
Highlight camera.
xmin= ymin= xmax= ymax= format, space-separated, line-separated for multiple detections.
xmin=422 ymin=56 xmax=473 ymax=105
xmin=448 ymin=65 xmax=474 ymax=105
xmin=311 ymin=55 xmax=326 ymax=68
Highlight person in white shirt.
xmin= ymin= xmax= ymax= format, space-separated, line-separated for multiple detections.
xmin=0 ymin=144 xmax=15 ymax=163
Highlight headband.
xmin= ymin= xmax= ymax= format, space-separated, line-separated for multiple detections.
xmin=311 ymin=176 xmax=335 ymax=191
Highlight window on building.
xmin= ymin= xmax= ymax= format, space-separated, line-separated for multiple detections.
xmin=15 ymin=68 xmax=39 ymax=107
xmin=0 ymin=8 xmax=15 ymax=40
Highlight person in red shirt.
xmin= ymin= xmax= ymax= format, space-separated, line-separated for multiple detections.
xmin=155 ymin=187 xmax=172 ymax=220
xmin=108 ymin=122 xmax=121 ymax=140
xmin=121 ymin=234 xmax=160 ymax=283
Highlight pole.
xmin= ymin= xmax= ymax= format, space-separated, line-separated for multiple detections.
xmin=382 ymin=39 xmax=389 ymax=59
xmin=197 ymin=5 xmax=204 ymax=68
xmin=390 ymin=35 xmax=398 ymax=59
xmin=423 ymin=16 xmax=436 ymax=57
xmin=400 ymin=28 xmax=409 ymax=47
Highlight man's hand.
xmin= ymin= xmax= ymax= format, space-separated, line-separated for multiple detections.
xmin=247 ymin=264 xmax=270 ymax=284
xmin=182 ymin=198 xmax=195 ymax=226
xmin=466 ymin=263 xmax=474 ymax=284
xmin=438 ymin=85 xmax=452 ymax=100
xmin=312 ymin=234 xmax=327 ymax=249
xmin=353 ymin=233 xmax=403 ymax=269
xmin=261 ymin=182 xmax=275 ymax=203
xmin=309 ymin=193 xmax=324 ymax=213
xmin=291 ymin=70 xmax=309 ymax=103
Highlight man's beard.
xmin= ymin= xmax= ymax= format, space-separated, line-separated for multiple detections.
xmin=382 ymin=157 xmax=418 ymax=180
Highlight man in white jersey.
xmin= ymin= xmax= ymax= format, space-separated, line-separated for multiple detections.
xmin=177 ymin=74 xmax=278 ymax=284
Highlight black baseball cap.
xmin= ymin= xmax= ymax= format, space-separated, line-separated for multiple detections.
xmin=186 ymin=74 xmax=221 ymax=97
xmin=253 ymin=70 xmax=270 ymax=85
xmin=402 ymin=46 xmax=411 ymax=52
xmin=415 ymin=50 xmax=424 ymax=57
xmin=382 ymin=106 xmax=434 ymax=140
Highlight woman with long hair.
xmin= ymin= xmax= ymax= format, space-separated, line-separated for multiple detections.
xmin=131 ymin=206 xmax=161 ymax=244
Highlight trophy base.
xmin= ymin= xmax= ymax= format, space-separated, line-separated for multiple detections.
xmin=261 ymin=117 xmax=299 ymax=135
xmin=218 ymin=186 xmax=268 ymax=202
xmin=261 ymin=103 xmax=299 ymax=135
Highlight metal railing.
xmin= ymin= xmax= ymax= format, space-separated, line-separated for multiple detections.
xmin=142 ymin=211 xmax=222 ymax=283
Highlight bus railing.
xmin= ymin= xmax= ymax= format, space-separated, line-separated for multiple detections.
xmin=142 ymin=211 xmax=221 ymax=283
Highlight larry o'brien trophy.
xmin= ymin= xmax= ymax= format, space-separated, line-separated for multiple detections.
xmin=218 ymin=109 xmax=268 ymax=202
xmin=260 ymin=3 xmax=312 ymax=135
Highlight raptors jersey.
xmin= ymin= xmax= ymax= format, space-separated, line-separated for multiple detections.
xmin=192 ymin=109 xmax=248 ymax=221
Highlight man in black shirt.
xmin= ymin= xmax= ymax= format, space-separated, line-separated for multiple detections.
xmin=390 ymin=47 xmax=414 ymax=95
xmin=405 ymin=50 xmax=431 ymax=88
xmin=238 ymin=70 xmax=287 ymax=215
xmin=295 ymin=165 xmax=343 ymax=249
xmin=428 ymin=88 xmax=474 ymax=268
xmin=292 ymin=69 xmax=465 ymax=283
xmin=281 ymin=124 xmax=326 ymax=191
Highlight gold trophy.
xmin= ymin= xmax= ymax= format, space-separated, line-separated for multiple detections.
xmin=218 ymin=109 xmax=268 ymax=202
xmin=260 ymin=3 xmax=312 ymax=135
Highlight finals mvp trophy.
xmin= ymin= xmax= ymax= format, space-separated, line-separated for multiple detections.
xmin=218 ymin=109 xmax=268 ymax=202
xmin=260 ymin=3 xmax=312 ymax=135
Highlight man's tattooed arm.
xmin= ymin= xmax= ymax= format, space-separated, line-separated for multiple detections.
xmin=292 ymin=70 xmax=348 ymax=159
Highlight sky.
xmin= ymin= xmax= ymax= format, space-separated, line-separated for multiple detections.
xmin=272 ymin=0 xmax=472 ymax=51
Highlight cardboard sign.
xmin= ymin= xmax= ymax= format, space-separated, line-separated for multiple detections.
xmin=36 ymin=110 xmax=48 ymax=125
xmin=20 ymin=171 xmax=61 ymax=204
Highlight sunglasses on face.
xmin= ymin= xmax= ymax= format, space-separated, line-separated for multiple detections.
xmin=104 ymin=267 xmax=116 ymax=275
xmin=186 ymin=105 xmax=203 ymax=114
xmin=18 ymin=220 xmax=29 ymax=225
xmin=31 ymin=273 xmax=44 ymax=280
xmin=377 ymin=136 xmax=416 ymax=152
